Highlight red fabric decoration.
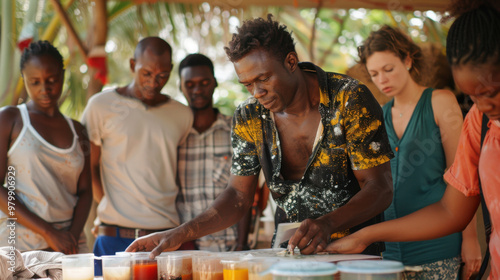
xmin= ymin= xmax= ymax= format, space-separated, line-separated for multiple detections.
xmin=17 ymin=38 xmax=33 ymax=52
xmin=87 ymin=46 xmax=108 ymax=85
xmin=18 ymin=22 xmax=37 ymax=52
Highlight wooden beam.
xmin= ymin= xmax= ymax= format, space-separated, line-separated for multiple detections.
xmin=128 ymin=0 xmax=450 ymax=12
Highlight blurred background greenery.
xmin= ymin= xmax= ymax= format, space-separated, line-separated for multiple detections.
xmin=0 ymin=0 xmax=452 ymax=118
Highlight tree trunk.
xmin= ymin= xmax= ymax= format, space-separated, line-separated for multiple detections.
xmin=83 ymin=0 xmax=108 ymax=251
xmin=87 ymin=0 xmax=108 ymax=100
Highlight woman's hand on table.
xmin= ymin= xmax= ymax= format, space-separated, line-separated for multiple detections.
xmin=126 ymin=230 xmax=181 ymax=259
xmin=323 ymin=230 xmax=369 ymax=254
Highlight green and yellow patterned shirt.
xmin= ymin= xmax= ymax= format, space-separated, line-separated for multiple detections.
xmin=231 ymin=62 xmax=393 ymax=234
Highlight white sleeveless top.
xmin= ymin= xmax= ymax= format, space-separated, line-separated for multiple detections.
xmin=0 ymin=104 xmax=84 ymax=251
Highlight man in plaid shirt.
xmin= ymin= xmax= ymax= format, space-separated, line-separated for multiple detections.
xmin=176 ymin=54 xmax=251 ymax=251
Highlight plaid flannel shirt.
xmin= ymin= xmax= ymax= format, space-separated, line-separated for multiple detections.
xmin=176 ymin=111 xmax=237 ymax=251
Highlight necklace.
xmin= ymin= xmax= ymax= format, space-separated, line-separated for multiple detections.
xmin=393 ymin=107 xmax=404 ymax=118
xmin=394 ymin=88 xmax=425 ymax=118
xmin=394 ymin=107 xmax=408 ymax=118
xmin=394 ymin=101 xmax=417 ymax=118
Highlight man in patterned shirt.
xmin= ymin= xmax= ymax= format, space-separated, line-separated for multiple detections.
xmin=128 ymin=15 xmax=393 ymax=257
xmin=176 ymin=53 xmax=251 ymax=252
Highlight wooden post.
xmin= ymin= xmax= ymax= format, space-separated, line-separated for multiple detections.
xmin=86 ymin=0 xmax=108 ymax=100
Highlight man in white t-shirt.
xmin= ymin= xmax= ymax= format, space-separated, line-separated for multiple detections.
xmin=81 ymin=37 xmax=194 ymax=266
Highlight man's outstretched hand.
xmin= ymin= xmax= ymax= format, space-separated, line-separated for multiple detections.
xmin=126 ymin=230 xmax=182 ymax=259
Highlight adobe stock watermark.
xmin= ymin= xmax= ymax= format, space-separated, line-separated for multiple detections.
xmin=6 ymin=166 xmax=17 ymax=272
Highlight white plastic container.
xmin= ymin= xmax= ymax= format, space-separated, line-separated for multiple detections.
xmin=62 ymin=253 xmax=95 ymax=280
xmin=337 ymin=260 xmax=404 ymax=280
xmin=269 ymin=261 xmax=338 ymax=280
xmin=102 ymin=255 xmax=131 ymax=280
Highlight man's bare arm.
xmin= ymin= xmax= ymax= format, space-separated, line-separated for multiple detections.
xmin=90 ymin=142 xmax=104 ymax=203
xmin=127 ymin=174 xmax=259 ymax=257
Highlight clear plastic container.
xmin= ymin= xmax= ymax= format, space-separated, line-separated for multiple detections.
xmin=192 ymin=252 xmax=235 ymax=280
xmin=337 ymin=260 xmax=404 ymax=280
xmin=132 ymin=252 xmax=157 ymax=280
xmin=269 ymin=261 xmax=337 ymax=280
xmin=221 ymin=259 xmax=248 ymax=280
xmin=62 ymin=253 xmax=95 ymax=280
xmin=247 ymin=257 xmax=280 ymax=280
xmin=157 ymin=252 xmax=193 ymax=280
xmin=102 ymin=255 xmax=131 ymax=280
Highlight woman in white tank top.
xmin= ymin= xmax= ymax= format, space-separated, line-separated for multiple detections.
xmin=0 ymin=41 xmax=92 ymax=254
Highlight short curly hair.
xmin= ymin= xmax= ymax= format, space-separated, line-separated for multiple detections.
xmin=224 ymin=14 xmax=296 ymax=63
xmin=20 ymin=40 xmax=64 ymax=74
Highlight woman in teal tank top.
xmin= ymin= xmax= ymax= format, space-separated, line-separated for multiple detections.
xmin=357 ymin=26 xmax=481 ymax=279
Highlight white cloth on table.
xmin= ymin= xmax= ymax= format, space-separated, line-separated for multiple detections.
xmin=0 ymin=247 xmax=63 ymax=280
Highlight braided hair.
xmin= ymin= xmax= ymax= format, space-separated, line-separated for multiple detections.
xmin=224 ymin=14 xmax=296 ymax=63
xmin=20 ymin=40 xmax=64 ymax=74
xmin=446 ymin=0 xmax=500 ymax=66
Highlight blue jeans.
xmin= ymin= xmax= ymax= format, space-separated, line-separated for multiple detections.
xmin=93 ymin=235 xmax=135 ymax=276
